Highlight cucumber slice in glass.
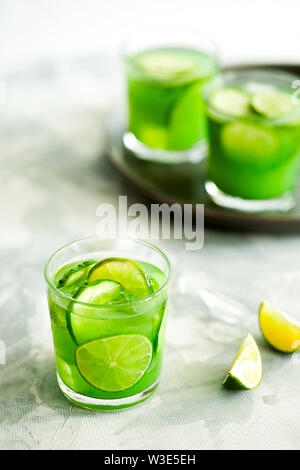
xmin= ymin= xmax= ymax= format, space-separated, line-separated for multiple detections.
xmin=70 ymin=280 xmax=125 ymax=344
xmin=54 ymin=260 xmax=96 ymax=289
xmin=72 ymin=280 xmax=123 ymax=314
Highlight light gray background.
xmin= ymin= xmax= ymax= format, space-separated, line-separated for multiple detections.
xmin=1 ymin=0 xmax=300 ymax=450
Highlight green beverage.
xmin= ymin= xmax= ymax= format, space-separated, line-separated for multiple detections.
xmin=124 ymin=43 xmax=218 ymax=162
xmin=45 ymin=238 xmax=171 ymax=410
xmin=204 ymin=70 xmax=300 ymax=212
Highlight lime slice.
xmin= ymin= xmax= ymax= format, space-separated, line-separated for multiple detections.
xmin=251 ymin=92 xmax=296 ymax=118
xmin=210 ymin=88 xmax=251 ymax=117
xmin=137 ymin=50 xmax=195 ymax=80
xmin=259 ymin=301 xmax=300 ymax=353
xmin=88 ymin=258 xmax=152 ymax=299
xmin=223 ymin=334 xmax=262 ymax=390
xmin=76 ymin=334 xmax=152 ymax=391
xmin=221 ymin=122 xmax=279 ymax=165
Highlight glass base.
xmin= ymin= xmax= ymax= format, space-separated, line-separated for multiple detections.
xmin=123 ymin=131 xmax=207 ymax=164
xmin=57 ymin=374 xmax=160 ymax=411
xmin=205 ymin=181 xmax=295 ymax=213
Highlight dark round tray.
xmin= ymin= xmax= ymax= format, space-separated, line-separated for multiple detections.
xmin=107 ymin=64 xmax=300 ymax=233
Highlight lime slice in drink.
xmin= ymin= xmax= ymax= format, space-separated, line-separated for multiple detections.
xmin=89 ymin=258 xmax=152 ymax=299
xmin=259 ymin=301 xmax=300 ymax=353
xmin=251 ymin=92 xmax=296 ymax=118
xmin=76 ymin=334 xmax=152 ymax=391
xmin=221 ymin=122 xmax=279 ymax=166
xmin=210 ymin=88 xmax=251 ymax=117
xmin=168 ymin=84 xmax=207 ymax=149
xmin=223 ymin=334 xmax=262 ymax=390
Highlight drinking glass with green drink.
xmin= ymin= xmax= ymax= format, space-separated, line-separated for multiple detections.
xmin=44 ymin=237 xmax=172 ymax=410
xmin=123 ymin=34 xmax=219 ymax=163
xmin=204 ymin=69 xmax=300 ymax=212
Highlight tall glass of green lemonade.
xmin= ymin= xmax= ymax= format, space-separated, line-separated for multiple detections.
xmin=44 ymin=237 xmax=172 ymax=411
xmin=204 ymin=69 xmax=300 ymax=212
xmin=124 ymin=34 xmax=218 ymax=163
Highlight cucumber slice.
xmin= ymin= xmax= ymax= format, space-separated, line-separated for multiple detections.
xmin=70 ymin=280 xmax=124 ymax=344
xmin=88 ymin=258 xmax=152 ymax=299
xmin=54 ymin=260 xmax=96 ymax=289
xmin=251 ymin=92 xmax=296 ymax=118
xmin=73 ymin=280 xmax=123 ymax=313
xmin=210 ymin=88 xmax=251 ymax=117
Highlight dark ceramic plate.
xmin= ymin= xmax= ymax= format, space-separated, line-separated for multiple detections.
xmin=107 ymin=64 xmax=300 ymax=233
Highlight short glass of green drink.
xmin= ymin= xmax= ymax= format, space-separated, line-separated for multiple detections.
xmin=204 ymin=69 xmax=300 ymax=212
xmin=44 ymin=237 xmax=172 ymax=410
xmin=123 ymin=33 xmax=219 ymax=163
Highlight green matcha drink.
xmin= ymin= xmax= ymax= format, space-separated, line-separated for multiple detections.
xmin=45 ymin=238 xmax=171 ymax=410
xmin=204 ymin=70 xmax=300 ymax=212
xmin=124 ymin=37 xmax=218 ymax=162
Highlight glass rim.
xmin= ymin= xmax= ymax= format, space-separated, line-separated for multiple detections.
xmin=121 ymin=33 xmax=220 ymax=82
xmin=44 ymin=236 xmax=173 ymax=310
xmin=203 ymin=67 xmax=300 ymax=125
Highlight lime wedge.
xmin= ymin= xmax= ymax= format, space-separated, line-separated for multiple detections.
xmin=222 ymin=122 xmax=279 ymax=166
xmin=76 ymin=334 xmax=152 ymax=391
xmin=88 ymin=258 xmax=152 ymax=299
xmin=259 ymin=301 xmax=300 ymax=353
xmin=223 ymin=334 xmax=262 ymax=390
xmin=251 ymin=92 xmax=296 ymax=118
xmin=210 ymin=88 xmax=251 ymax=117
xmin=168 ymin=84 xmax=207 ymax=149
